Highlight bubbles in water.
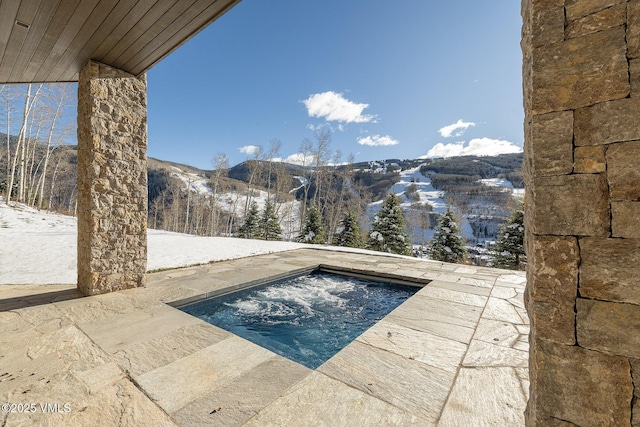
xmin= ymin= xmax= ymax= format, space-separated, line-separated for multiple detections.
xmin=227 ymin=274 xmax=358 ymax=324
xmin=181 ymin=272 xmax=418 ymax=369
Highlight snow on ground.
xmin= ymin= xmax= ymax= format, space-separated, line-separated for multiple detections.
xmin=169 ymin=166 xmax=301 ymax=240
xmin=215 ymin=189 xmax=300 ymax=240
xmin=365 ymin=166 xmax=529 ymax=245
xmin=0 ymin=199 xmax=306 ymax=285
xmin=479 ymin=178 xmax=514 ymax=188
xmin=170 ymin=167 xmax=213 ymax=196
xmin=367 ymin=166 xmax=447 ymax=214
xmin=0 ymin=198 xmax=422 ymax=286
xmin=366 ymin=166 xmax=465 ymax=243
xmin=392 ymin=166 xmax=448 ymax=212
xmin=512 ymin=188 xmax=525 ymax=199
xmin=479 ymin=177 xmax=524 ymax=200
xmin=290 ymin=176 xmax=307 ymax=194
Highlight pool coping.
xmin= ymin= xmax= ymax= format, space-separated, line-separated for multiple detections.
xmin=168 ymin=263 xmax=432 ymax=308
xmin=0 ymin=248 xmax=529 ymax=426
xmin=176 ymin=266 xmax=429 ymax=370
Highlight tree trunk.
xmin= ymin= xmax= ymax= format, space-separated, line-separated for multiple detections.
xmin=25 ymin=117 xmax=43 ymax=205
xmin=8 ymin=84 xmax=42 ymax=203
xmin=47 ymin=155 xmax=60 ymax=210
xmin=38 ymin=88 xmax=65 ymax=209
xmin=4 ymin=89 xmax=10 ymax=200
xmin=7 ymin=85 xmax=31 ymax=203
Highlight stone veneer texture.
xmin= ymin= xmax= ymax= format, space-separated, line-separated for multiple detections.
xmin=77 ymin=60 xmax=148 ymax=296
xmin=523 ymin=0 xmax=639 ymax=425
xmin=522 ymin=0 xmax=640 ymax=427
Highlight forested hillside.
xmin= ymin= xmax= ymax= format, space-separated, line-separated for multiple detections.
xmin=0 ymin=133 xmax=78 ymax=214
xmin=2 ymin=122 xmax=524 ymax=264
xmin=425 ymin=154 xmax=523 ymax=247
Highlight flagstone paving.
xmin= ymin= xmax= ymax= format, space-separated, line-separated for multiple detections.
xmin=0 ymin=248 xmax=528 ymax=426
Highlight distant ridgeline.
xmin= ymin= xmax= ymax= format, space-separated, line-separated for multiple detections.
xmin=147 ymin=153 xmax=524 ymax=243
xmin=421 ymin=154 xmax=523 ymax=208
xmin=420 ymin=153 xmax=524 ymax=187
xmin=1 ymin=130 xmax=524 ymax=247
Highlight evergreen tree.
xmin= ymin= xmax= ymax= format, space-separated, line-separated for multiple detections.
xmin=334 ymin=210 xmax=364 ymax=248
xmin=259 ymin=200 xmax=282 ymax=241
xmin=493 ymin=203 xmax=526 ymax=270
xmin=237 ymin=201 xmax=260 ymax=238
xmin=297 ymin=204 xmax=325 ymax=244
xmin=366 ymin=193 xmax=411 ymax=255
xmin=429 ymin=206 xmax=467 ymax=263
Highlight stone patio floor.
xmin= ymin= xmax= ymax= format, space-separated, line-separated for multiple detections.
xmin=0 ymin=248 xmax=528 ymax=426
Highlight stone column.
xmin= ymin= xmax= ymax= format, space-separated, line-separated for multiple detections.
xmin=522 ymin=1 xmax=639 ymax=425
xmin=77 ymin=61 xmax=147 ymax=296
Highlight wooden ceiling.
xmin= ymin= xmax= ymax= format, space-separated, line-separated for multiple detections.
xmin=0 ymin=0 xmax=241 ymax=84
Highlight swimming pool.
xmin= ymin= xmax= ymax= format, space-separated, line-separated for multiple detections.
xmin=179 ymin=270 xmax=420 ymax=369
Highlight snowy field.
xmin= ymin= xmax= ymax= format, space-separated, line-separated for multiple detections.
xmin=0 ymin=199 xmax=415 ymax=286
xmin=0 ymin=199 xmax=308 ymax=285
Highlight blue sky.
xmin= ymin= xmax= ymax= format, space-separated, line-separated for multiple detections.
xmin=147 ymin=0 xmax=524 ymax=170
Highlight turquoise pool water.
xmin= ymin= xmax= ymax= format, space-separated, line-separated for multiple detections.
xmin=180 ymin=271 xmax=418 ymax=369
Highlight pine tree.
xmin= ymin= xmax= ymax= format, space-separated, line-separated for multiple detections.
xmin=334 ymin=210 xmax=364 ymax=248
xmin=259 ymin=199 xmax=282 ymax=241
xmin=366 ymin=193 xmax=411 ymax=255
xmin=237 ymin=201 xmax=260 ymax=238
xmin=429 ymin=206 xmax=467 ymax=263
xmin=493 ymin=203 xmax=526 ymax=270
xmin=297 ymin=204 xmax=325 ymax=244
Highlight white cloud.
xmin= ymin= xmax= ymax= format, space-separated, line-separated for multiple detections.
xmin=303 ymin=91 xmax=376 ymax=124
xmin=423 ymin=137 xmax=522 ymax=158
xmin=357 ymin=135 xmax=399 ymax=147
xmin=422 ymin=141 xmax=466 ymax=158
xmin=274 ymin=153 xmax=317 ymax=166
xmin=306 ymin=123 xmax=330 ymax=132
xmin=439 ymin=119 xmax=476 ymax=138
xmin=239 ymin=145 xmax=261 ymax=155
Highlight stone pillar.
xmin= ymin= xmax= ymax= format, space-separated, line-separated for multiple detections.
xmin=522 ymin=1 xmax=640 ymax=425
xmin=77 ymin=61 xmax=147 ymax=296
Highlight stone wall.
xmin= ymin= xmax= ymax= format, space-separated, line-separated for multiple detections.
xmin=77 ymin=61 xmax=148 ymax=296
xmin=522 ymin=1 xmax=640 ymax=425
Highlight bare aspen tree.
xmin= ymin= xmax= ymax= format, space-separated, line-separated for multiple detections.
xmin=0 ymin=85 xmax=4 ymax=176
xmin=47 ymin=154 xmax=61 ymax=210
xmin=311 ymin=130 xmax=331 ymax=204
xmin=25 ymin=107 xmax=44 ymax=205
xmin=167 ymin=182 xmax=182 ymax=233
xmin=192 ymin=194 xmax=205 ymax=235
xmin=227 ymin=189 xmax=242 ymax=235
xmin=271 ymin=157 xmax=291 ymax=216
xmin=7 ymin=84 xmax=31 ymax=203
xmin=262 ymin=139 xmax=281 ymax=199
xmin=210 ymin=152 xmax=229 ymax=236
xmin=184 ymin=176 xmax=192 ymax=233
xmin=150 ymin=196 xmax=161 ymax=229
xmin=1 ymin=83 xmax=73 ymax=209
xmin=37 ymin=85 xmax=71 ymax=209
xmin=20 ymin=84 xmax=45 ymax=202
xmin=325 ymin=150 xmax=349 ymax=244
xmin=2 ymin=86 xmax=10 ymax=197
xmin=7 ymin=84 xmax=43 ymax=203
xmin=297 ymin=138 xmax=314 ymax=230
xmin=243 ymin=145 xmax=262 ymax=216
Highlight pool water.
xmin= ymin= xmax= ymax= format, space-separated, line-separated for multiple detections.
xmin=180 ymin=271 xmax=419 ymax=369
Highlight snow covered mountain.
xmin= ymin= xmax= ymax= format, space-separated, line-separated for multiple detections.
xmin=366 ymin=161 xmax=523 ymax=246
xmin=149 ymin=153 xmax=524 ymax=245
